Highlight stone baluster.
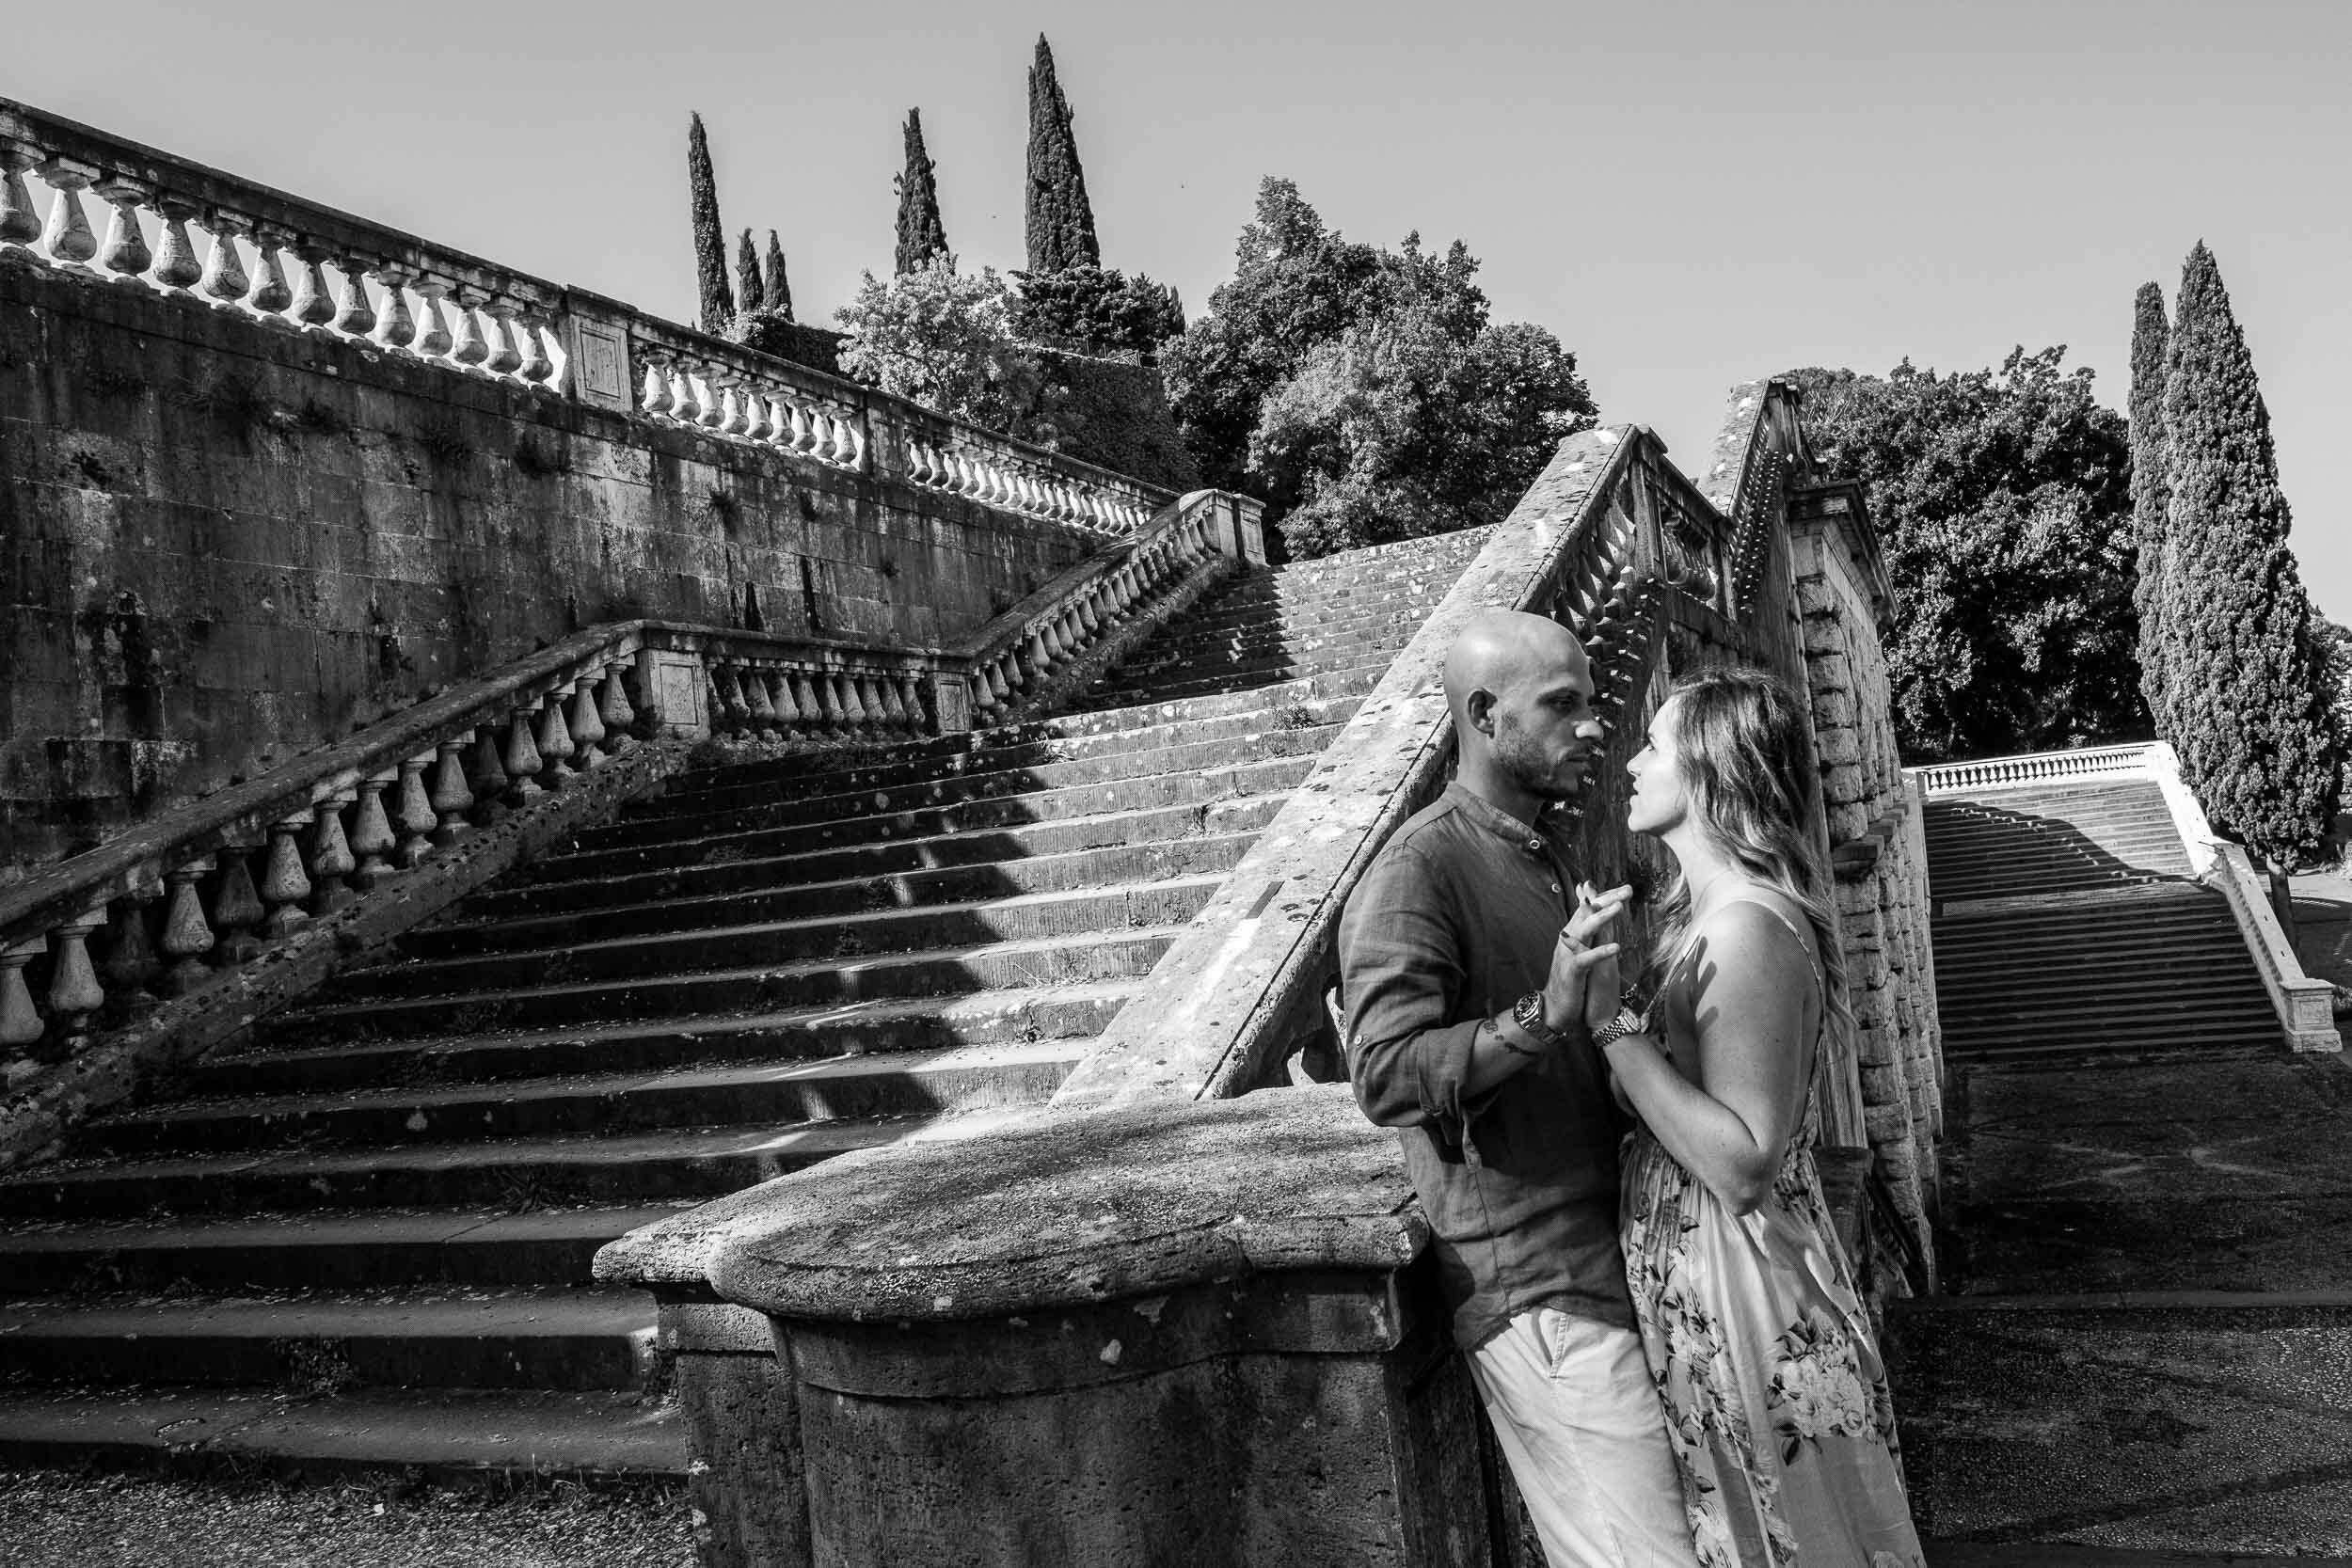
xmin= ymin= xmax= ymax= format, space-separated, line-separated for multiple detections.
xmin=42 ymin=907 xmax=109 ymax=1059
xmin=349 ymin=773 xmax=400 ymax=889
xmin=372 ymin=264 xmax=417 ymax=352
xmin=968 ymin=668 xmax=995 ymax=719
xmin=483 ymin=304 xmax=523 ymax=376
xmin=90 ymin=178 xmax=152 ymax=279
xmin=567 ymin=681 xmax=608 ymax=768
xmin=788 ymin=672 xmax=824 ymax=735
xmin=288 ymin=247 xmax=337 ymax=328
xmin=877 ymin=675 xmax=910 ymax=731
xmin=159 ymin=857 xmax=217 ymax=994
xmin=771 ymin=669 xmax=806 ymax=734
xmin=246 ymin=226 xmax=295 ymax=315
xmin=699 ymin=374 xmax=728 ymax=432
xmin=501 ymin=707 xmax=545 ymax=805
xmin=899 ymin=674 xmax=930 ymax=733
xmin=393 ymin=753 xmax=438 ymax=865
xmin=742 ymin=388 xmax=773 ymax=442
xmin=429 ymin=738 xmax=475 ymax=842
xmin=149 ymin=200 xmax=202 ymax=290
xmin=0 ymin=938 xmax=47 ymax=1057
xmin=843 ymin=417 xmax=869 ymax=470
xmin=1037 ymin=619 xmax=1066 ymax=671
xmin=716 ymin=382 xmax=748 ymax=436
xmin=985 ymin=657 xmax=1015 ymax=708
xmin=787 ymin=404 xmax=816 ymax=453
xmin=209 ymin=847 xmax=266 ymax=966
xmin=516 ymin=312 xmax=555 ymax=385
xmin=535 ymin=688 xmax=579 ymax=787
xmin=671 ymin=366 xmax=702 ymax=424
xmin=99 ymin=879 xmax=165 ymax=1020
xmin=598 ymin=664 xmax=639 ymax=752
xmin=811 ymin=672 xmax=845 ymax=732
xmin=199 ymin=210 xmax=253 ymax=306
xmin=310 ymin=791 xmax=359 ymax=912
xmin=0 ymin=145 xmax=42 ymax=247
xmin=467 ymin=731 xmax=511 ymax=823
xmin=411 ymin=277 xmax=454 ymax=357
xmin=744 ymin=667 xmax=780 ymax=733
xmin=258 ymin=811 xmax=315 ymax=939
xmin=849 ymin=675 xmax=883 ymax=733
xmin=37 ymin=159 xmax=98 ymax=269
xmin=326 ymin=258 xmax=376 ymax=337
xmin=638 ymin=353 xmax=674 ymax=415
xmin=766 ymin=394 xmax=799 ymax=450
xmin=836 ymin=674 xmax=868 ymax=732
xmin=449 ymin=285 xmax=491 ymax=368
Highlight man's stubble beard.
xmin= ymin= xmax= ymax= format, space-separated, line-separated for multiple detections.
xmin=1493 ymin=711 xmax=1583 ymax=804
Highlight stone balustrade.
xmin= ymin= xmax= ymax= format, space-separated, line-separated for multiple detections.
xmin=1913 ymin=743 xmax=2158 ymax=796
xmin=958 ymin=492 xmax=1226 ymax=724
xmin=0 ymin=94 xmax=1169 ymax=542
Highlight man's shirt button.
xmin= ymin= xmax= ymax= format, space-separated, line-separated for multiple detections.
xmin=1551 ymin=882 xmax=1563 ymax=894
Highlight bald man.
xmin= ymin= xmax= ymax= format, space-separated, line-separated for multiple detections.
xmin=1341 ymin=610 xmax=1698 ymax=1568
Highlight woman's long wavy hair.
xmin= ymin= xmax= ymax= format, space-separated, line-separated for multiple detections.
xmin=1637 ymin=666 xmax=1851 ymax=1078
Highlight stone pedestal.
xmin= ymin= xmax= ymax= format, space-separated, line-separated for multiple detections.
xmin=598 ymin=1085 xmax=1494 ymax=1568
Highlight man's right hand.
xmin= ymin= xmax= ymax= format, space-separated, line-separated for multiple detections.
xmin=1543 ymin=881 xmax=1631 ymax=1035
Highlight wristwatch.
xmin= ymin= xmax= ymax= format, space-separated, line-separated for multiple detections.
xmin=1510 ymin=990 xmax=1565 ymax=1053
xmin=1591 ymin=1006 xmax=1648 ymax=1051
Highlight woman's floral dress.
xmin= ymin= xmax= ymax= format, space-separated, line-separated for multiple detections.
xmin=1622 ymin=906 xmax=1927 ymax=1567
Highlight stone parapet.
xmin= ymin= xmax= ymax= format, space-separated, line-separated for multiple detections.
xmin=596 ymin=1085 xmax=1497 ymax=1568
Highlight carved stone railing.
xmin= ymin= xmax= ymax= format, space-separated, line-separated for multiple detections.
xmin=0 ymin=95 xmax=1168 ymax=540
xmin=1920 ymin=740 xmax=2341 ymax=1053
xmin=1914 ymin=743 xmax=2161 ymax=796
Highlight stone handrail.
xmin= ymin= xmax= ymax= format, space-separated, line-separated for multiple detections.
xmin=1913 ymin=744 xmax=2159 ymax=795
xmin=2135 ymin=744 xmax=2342 ymax=1053
xmin=0 ymin=95 xmax=1169 ymax=540
xmin=1053 ymin=424 xmax=1732 ymax=1107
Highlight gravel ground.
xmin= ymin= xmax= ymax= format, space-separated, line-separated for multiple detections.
xmin=0 ymin=1466 xmax=691 ymax=1568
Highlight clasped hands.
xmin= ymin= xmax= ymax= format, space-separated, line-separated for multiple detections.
xmin=1543 ymin=880 xmax=1633 ymax=1037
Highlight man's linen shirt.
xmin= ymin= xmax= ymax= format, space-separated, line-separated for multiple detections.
xmin=1340 ymin=782 xmax=1632 ymax=1351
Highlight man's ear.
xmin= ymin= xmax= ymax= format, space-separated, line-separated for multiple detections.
xmin=1465 ymin=688 xmax=1497 ymax=736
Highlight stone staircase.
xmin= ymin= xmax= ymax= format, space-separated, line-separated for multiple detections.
xmin=0 ymin=527 xmax=1488 ymax=1483
xmin=1897 ymin=773 xmax=2352 ymax=1560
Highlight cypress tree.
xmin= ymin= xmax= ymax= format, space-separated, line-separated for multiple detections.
xmin=895 ymin=109 xmax=953 ymax=276
xmin=761 ymin=230 xmax=794 ymax=324
xmin=687 ymin=113 xmax=733 ymax=334
xmin=736 ymin=229 xmax=764 ymax=317
xmin=2159 ymin=241 xmax=2343 ymax=864
xmin=1025 ymin=35 xmax=1101 ymax=274
xmin=2127 ymin=282 xmax=2170 ymax=724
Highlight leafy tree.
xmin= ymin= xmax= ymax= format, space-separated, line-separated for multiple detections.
xmin=1163 ymin=180 xmax=1388 ymax=494
xmin=896 ymin=109 xmax=953 ymax=277
xmin=1009 ymin=264 xmax=1184 ymax=359
xmin=1025 ymin=36 xmax=1100 ymax=274
xmin=2127 ymin=282 xmax=2171 ymax=724
xmin=735 ymin=229 xmax=764 ymax=317
xmin=760 ymin=230 xmax=793 ymax=324
xmin=2157 ymin=242 xmax=2342 ymax=864
xmin=1167 ymin=182 xmax=1591 ymax=555
xmin=1250 ymin=302 xmax=1594 ymax=557
xmin=1787 ymin=350 xmax=2143 ymax=763
xmin=834 ymin=262 xmax=1057 ymax=442
xmin=687 ymin=112 xmax=733 ymax=334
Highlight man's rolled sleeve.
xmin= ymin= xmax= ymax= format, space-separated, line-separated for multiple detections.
xmin=1341 ymin=847 xmax=1487 ymax=1132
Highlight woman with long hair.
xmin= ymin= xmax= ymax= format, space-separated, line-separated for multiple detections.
xmin=1587 ymin=666 xmax=1924 ymax=1566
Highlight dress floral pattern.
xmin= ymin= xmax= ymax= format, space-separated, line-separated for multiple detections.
xmin=1622 ymin=916 xmax=1927 ymax=1566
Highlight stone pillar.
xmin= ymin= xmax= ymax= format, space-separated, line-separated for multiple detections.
xmin=635 ymin=647 xmax=711 ymax=738
xmin=596 ymin=1086 xmax=1490 ymax=1568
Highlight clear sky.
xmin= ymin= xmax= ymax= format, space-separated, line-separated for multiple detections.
xmin=17 ymin=0 xmax=2351 ymax=612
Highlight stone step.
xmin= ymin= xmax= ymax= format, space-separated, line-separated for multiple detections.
xmin=0 ymin=1204 xmax=683 ymax=1295
xmin=619 ymin=721 xmax=1338 ymax=827
xmin=87 ymin=1040 xmax=1083 ymax=1159
xmin=1133 ymin=602 xmax=1422 ymax=655
xmin=339 ymin=877 xmax=1222 ymax=1001
xmin=663 ymin=695 xmax=1360 ymax=803
xmin=1084 ymin=655 xmax=1400 ymax=709
xmin=1932 ymin=893 xmax=2236 ymax=937
xmin=0 ymin=1385 xmax=683 ymax=1484
xmin=1033 ymin=665 xmax=1388 ymax=732
xmin=1891 ymin=1299 xmax=2352 ymax=1556
xmin=1931 ymin=866 xmax=2193 ymax=901
xmin=411 ymin=833 xmax=1257 ymax=960
xmin=1089 ymin=641 xmax=1402 ymax=696
xmin=269 ymin=926 xmax=1182 ymax=1043
xmin=0 ymin=1287 xmax=658 ymax=1393
xmin=203 ymin=980 xmax=1130 ymax=1101
xmin=1932 ymin=954 xmax=2269 ymax=994
xmin=562 ymin=752 xmax=1319 ymax=869
xmin=471 ymin=795 xmax=1286 ymax=913
xmin=0 ymin=1106 xmax=1038 ymax=1220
